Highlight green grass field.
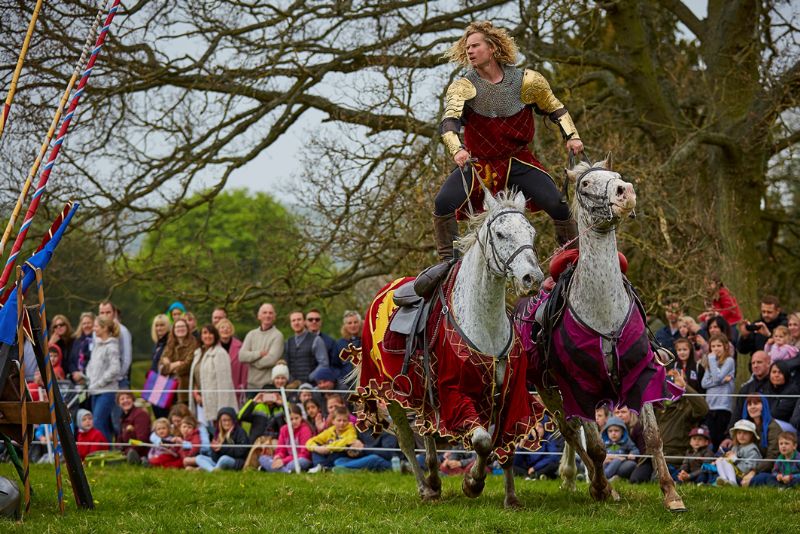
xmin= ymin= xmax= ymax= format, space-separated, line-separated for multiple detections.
xmin=1 ymin=464 xmax=797 ymax=533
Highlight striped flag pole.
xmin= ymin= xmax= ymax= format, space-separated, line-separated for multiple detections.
xmin=0 ymin=0 xmax=44 ymax=139
xmin=0 ymin=0 xmax=107 ymax=261
xmin=0 ymin=0 xmax=121 ymax=294
xmin=16 ymin=266 xmax=31 ymax=515
xmin=33 ymin=266 xmax=65 ymax=514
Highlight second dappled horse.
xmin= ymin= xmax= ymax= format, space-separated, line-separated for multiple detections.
xmin=345 ymin=190 xmax=544 ymax=508
xmin=515 ymin=154 xmax=686 ymax=512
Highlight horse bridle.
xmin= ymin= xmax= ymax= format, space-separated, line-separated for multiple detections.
xmin=478 ymin=208 xmax=536 ymax=278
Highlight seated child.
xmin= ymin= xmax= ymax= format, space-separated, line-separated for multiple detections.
xmin=513 ymin=418 xmax=563 ymax=480
xmin=148 ymin=417 xmax=183 ymax=468
xmin=195 ymin=407 xmax=250 ymax=472
xmin=715 ymin=419 xmax=762 ymax=486
xmin=75 ymin=408 xmax=109 ymax=461
xmin=677 ymin=426 xmax=715 ymax=484
xmin=439 ymin=444 xmax=476 ymax=476
xmin=306 ymin=406 xmax=357 ymax=472
xmin=47 ymin=344 xmax=66 ymax=380
xmin=602 ymin=416 xmax=639 ymax=480
xmin=238 ymin=390 xmax=285 ymax=442
xmin=259 ymin=404 xmax=314 ymax=473
xmin=177 ymin=415 xmax=202 ymax=468
xmin=332 ymin=429 xmax=399 ymax=473
xmin=750 ymin=431 xmax=800 ymax=487
xmin=304 ymin=398 xmax=325 ymax=434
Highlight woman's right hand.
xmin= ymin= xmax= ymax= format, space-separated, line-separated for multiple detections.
xmin=454 ymin=149 xmax=470 ymax=168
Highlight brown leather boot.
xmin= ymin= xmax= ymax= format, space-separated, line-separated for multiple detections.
xmin=413 ymin=213 xmax=459 ymax=298
xmin=554 ymin=218 xmax=578 ymax=249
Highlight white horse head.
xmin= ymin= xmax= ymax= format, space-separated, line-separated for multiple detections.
xmin=457 ymin=189 xmax=543 ymax=293
xmin=566 ymin=153 xmax=636 ymax=231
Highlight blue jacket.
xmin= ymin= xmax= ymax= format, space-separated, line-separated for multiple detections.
xmin=513 ymin=418 xmax=564 ymax=472
xmin=602 ymin=416 xmax=639 ymax=456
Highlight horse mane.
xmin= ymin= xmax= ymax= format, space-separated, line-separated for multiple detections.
xmin=455 ymin=190 xmax=523 ymax=253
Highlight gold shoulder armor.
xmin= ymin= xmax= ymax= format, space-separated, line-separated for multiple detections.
xmin=443 ymin=78 xmax=476 ymax=121
xmin=521 ymin=69 xmax=562 ymax=113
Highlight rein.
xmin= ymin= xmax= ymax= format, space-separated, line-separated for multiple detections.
xmin=477 ymin=209 xmax=536 ymax=278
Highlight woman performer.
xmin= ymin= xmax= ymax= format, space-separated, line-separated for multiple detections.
xmin=415 ymin=21 xmax=584 ymax=296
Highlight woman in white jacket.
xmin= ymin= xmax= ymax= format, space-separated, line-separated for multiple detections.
xmin=189 ymin=324 xmax=238 ymax=427
xmin=85 ymin=316 xmax=121 ymax=441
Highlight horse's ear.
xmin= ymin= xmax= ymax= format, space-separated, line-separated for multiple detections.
xmin=564 ymin=168 xmax=579 ymax=184
xmin=600 ymin=151 xmax=613 ymax=170
xmin=482 ymin=185 xmax=497 ymax=210
xmin=512 ymin=190 xmax=526 ymax=209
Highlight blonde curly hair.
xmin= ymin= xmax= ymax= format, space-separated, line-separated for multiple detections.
xmin=444 ymin=21 xmax=519 ymax=68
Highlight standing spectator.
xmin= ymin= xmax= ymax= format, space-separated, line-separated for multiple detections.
xmin=333 ymin=311 xmax=361 ymax=388
xmin=701 ymin=334 xmax=735 ymax=450
xmin=98 ymin=301 xmax=132 ymax=388
xmin=258 ymin=404 xmax=314 ymax=473
xmin=189 ymin=325 xmax=238 ymax=428
xmin=668 ymin=338 xmax=704 ymax=393
xmin=167 ymin=301 xmax=186 ymax=323
xmin=630 ymin=370 xmax=708 ymax=483
xmin=158 ymin=318 xmax=199 ymax=407
xmin=285 ymin=311 xmax=329 ymax=384
xmin=117 ymin=391 xmax=151 ymax=464
xmin=698 ymin=274 xmax=743 ymax=327
xmin=787 ymin=312 xmax=800 ymax=349
xmin=149 ymin=314 xmax=170 ymax=373
xmin=305 ymin=309 xmax=336 ymax=363
xmin=48 ymin=314 xmax=74 ymax=365
xmin=217 ymin=318 xmax=246 ymax=405
xmin=67 ymin=312 xmax=94 ymax=386
xmin=195 ymin=407 xmax=249 ymax=472
xmin=238 ymin=303 xmax=285 ymax=397
xmin=655 ymin=300 xmax=683 ymax=354
xmin=765 ymin=326 xmax=799 ymax=363
xmin=699 ymin=316 xmax=737 ymax=360
xmin=211 ymin=307 xmax=228 ymax=326
xmin=185 ymin=312 xmax=200 ymax=340
xmin=727 ymin=351 xmax=771 ymax=432
xmin=737 ymin=295 xmax=788 ymax=356
xmin=85 ymin=316 xmax=120 ymax=441
xmin=765 ymin=362 xmax=799 ymax=423
xmin=75 ymin=408 xmax=109 ymax=461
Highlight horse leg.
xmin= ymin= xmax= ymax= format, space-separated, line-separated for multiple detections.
xmin=581 ymin=420 xmax=619 ymax=502
xmin=462 ymin=427 xmax=491 ymax=498
xmin=641 ymin=403 xmax=686 ymax=512
xmin=387 ymin=402 xmax=437 ymax=501
xmin=423 ymin=435 xmax=442 ymax=495
xmin=537 ymin=388 xmax=581 ymax=491
xmin=502 ymin=456 xmax=522 ymax=509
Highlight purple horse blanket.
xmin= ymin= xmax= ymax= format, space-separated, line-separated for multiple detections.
xmin=516 ymin=291 xmax=683 ymax=422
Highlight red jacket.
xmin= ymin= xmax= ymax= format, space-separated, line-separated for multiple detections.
xmin=179 ymin=428 xmax=201 ymax=459
xmin=117 ymin=407 xmax=151 ymax=455
xmin=77 ymin=427 xmax=109 ymax=460
xmin=713 ymin=287 xmax=743 ymax=325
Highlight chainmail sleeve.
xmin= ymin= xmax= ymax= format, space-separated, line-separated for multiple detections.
xmin=439 ymin=78 xmax=476 ymax=157
xmin=521 ymin=69 xmax=580 ymax=140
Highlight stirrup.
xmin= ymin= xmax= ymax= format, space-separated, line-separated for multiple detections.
xmin=413 ymin=261 xmax=452 ymax=299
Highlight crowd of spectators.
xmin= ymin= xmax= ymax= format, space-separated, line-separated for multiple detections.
xmin=6 ymin=280 xmax=800 ymax=489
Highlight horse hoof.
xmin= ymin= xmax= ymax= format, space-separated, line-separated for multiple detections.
xmin=462 ymin=475 xmax=486 ymax=498
xmin=427 ymin=475 xmax=442 ymax=494
xmin=419 ymin=486 xmax=440 ymax=502
xmin=560 ymin=480 xmax=577 ymax=492
xmin=504 ymin=496 xmax=523 ymax=510
xmin=610 ymin=488 xmax=620 ymax=502
xmin=666 ymin=499 xmax=687 ymax=513
xmin=590 ymin=484 xmax=615 ymax=502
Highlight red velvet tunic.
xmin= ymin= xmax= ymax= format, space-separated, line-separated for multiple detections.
xmin=457 ymin=106 xmax=550 ymax=220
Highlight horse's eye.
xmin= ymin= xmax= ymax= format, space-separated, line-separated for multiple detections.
xmin=497 ymin=231 xmax=506 ymax=239
xmin=582 ymin=182 xmax=589 ymax=188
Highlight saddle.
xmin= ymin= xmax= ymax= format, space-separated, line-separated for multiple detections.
xmin=389 ymin=280 xmax=434 ymax=376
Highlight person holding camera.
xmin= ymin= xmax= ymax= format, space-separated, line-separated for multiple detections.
xmin=738 ymin=295 xmax=788 ymax=356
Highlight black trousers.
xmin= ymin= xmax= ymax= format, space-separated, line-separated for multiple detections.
xmin=433 ymin=160 xmax=570 ymax=221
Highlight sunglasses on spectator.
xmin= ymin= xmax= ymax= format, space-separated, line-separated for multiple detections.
xmin=306 ymin=317 xmax=321 ymax=322
xmin=54 ymin=323 xmax=66 ymax=328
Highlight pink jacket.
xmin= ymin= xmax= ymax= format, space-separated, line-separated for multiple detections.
xmin=274 ymin=421 xmax=313 ymax=463
xmin=226 ymin=337 xmax=247 ymax=402
xmin=766 ymin=342 xmax=799 ymax=363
